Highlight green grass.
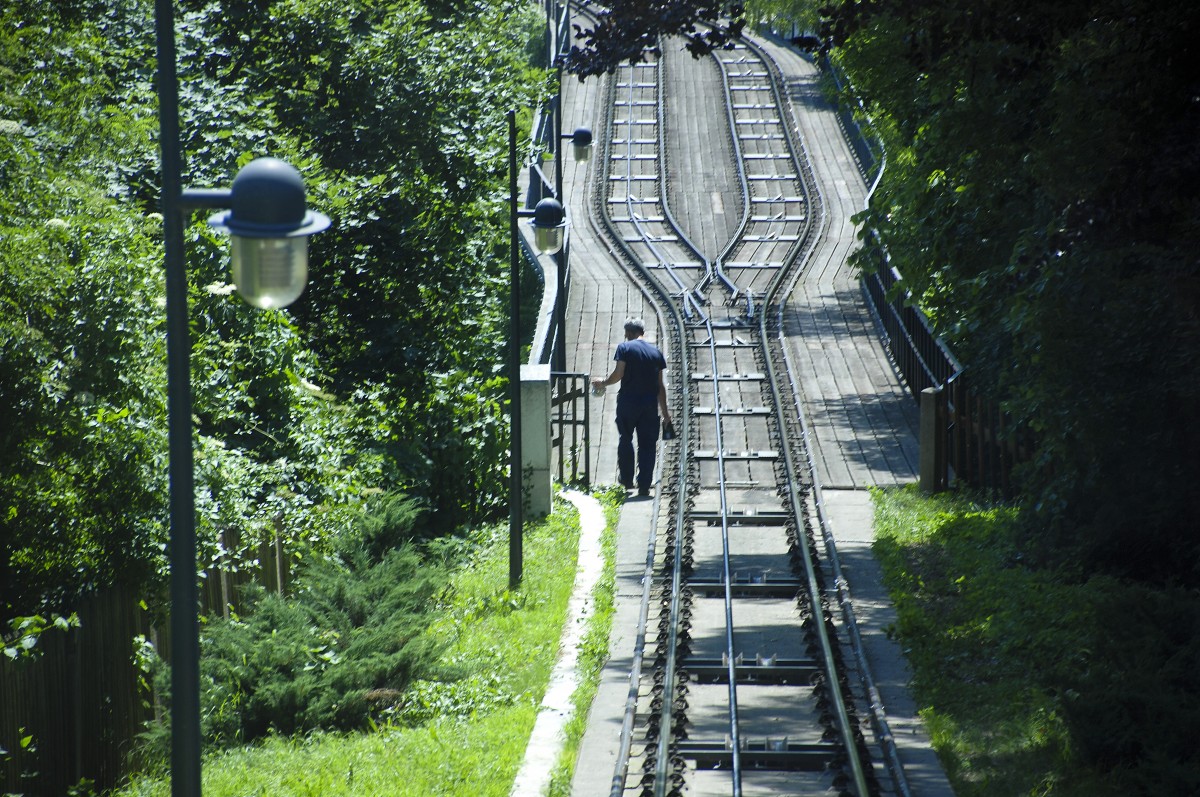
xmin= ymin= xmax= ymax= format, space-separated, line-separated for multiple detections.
xmin=117 ymin=491 xmax=614 ymax=797
xmin=119 ymin=710 xmax=534 ymax=797
xmin=872 ymin=485 xmax=1200 ymax=796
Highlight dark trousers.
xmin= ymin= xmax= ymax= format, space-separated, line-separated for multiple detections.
xmin=615 ymin=401 xmax=659 ymax=488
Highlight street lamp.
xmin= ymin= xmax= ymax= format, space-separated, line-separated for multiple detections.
xmin=508 ymin=109 xmax=569 ymax=589
xmin=549 ymin=121 xmax=590 ymax=372
xmin=155 ymin=2 xmax=329 ymax=795
xmin=205 ymin=157 xmax=331 ymax=309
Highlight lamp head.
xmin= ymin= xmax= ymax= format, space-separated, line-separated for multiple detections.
xmin=207 ymin=157 xmax=330 ymax=309
xmin=530 ymin=197 xmax=566 ymax=255
xmin=571 ymin=127 xmax=593 ymax=162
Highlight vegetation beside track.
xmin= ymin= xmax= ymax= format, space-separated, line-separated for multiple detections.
xmin=2 ymin=0 xmax=554 ymax=789
xmin=813 ymin=0 xmax=1200 ymax=585
xmin=545 ymin=490 xmax=620 ymax=797
xmin=874 ymin=485 xmax=1200 ymax=795
xmin=116 ymin=488 xmax=621 ymax=796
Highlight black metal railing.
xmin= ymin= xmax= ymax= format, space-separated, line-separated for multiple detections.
xmin=859 ymin=240 xmax=961 ymax=395
xmin=859 ymin=237 xmax=1032 ymax=497
xmin=551 ymin=371 xmax=590 ymax=487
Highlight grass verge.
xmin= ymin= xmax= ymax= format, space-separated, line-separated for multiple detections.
xmin=873 ymin=484 xmax=1200 ymax=796
xmin=117 ymin=490 xmax=608 ymax=797
xmin=545 ymin=486 xmax=623 ymax=796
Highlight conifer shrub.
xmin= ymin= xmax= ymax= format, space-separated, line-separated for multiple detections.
xmin=148 ymin=494 xmax=450 ymax=750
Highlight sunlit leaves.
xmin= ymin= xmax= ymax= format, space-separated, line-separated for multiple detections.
xmin=560 ymin=0 xmax=747 ymax=78
xmin=2 ymin=0 xmax=552 ymax=617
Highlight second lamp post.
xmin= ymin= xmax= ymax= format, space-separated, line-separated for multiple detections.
xmin=507 ymin=108 xmax=566 ymax=589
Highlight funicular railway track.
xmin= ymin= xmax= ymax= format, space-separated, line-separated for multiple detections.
xmin=584 ymin=23 xmax=895 ymax=797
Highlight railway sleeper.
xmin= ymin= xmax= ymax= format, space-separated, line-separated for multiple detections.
xmin=679 ymin=739 xmax=840 ymax=772
xmin=688 ymin=577 xmax=802 ymax=598
xmin=690 ymin=509 xmax=789 ymax=525
xmin=682 ymin=657 xmax=819 ymax=684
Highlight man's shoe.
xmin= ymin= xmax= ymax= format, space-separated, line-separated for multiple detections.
xmin=620 ymin=481 xmax=634 ymax=491
xmin=637 ymin=487 xmax=650 ymax=497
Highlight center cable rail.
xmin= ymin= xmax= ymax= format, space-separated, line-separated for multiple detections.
xmin=593 ymin=50 xmax=699 ymax=793
xmin=581 ymin=10 xmax=885 ymax=794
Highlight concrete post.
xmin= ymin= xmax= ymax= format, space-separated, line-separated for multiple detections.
xmin=919 ymin=386 xmax=944 ymax=493
xmin=521 ymin=364 xmax=553 ymax=518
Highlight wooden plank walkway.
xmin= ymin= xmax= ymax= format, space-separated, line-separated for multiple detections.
xmin=558 ymin=38 xmax=918 ymax=493
xmin=761 ymin=36 xmax=920 ymax=490
xmin=556 ymin=69 xmax=660 ymax=487
xmin=558 ymin=29 xmax=952 ymax=797
xmin=662 ymin=45 xmax=741 ymax=259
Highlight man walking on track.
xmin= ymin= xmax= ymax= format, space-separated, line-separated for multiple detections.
xmin=591 ymin=318 xmax=673 ymax=497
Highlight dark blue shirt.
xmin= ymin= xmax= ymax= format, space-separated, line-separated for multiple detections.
xmin=615 ymin=338 xmax=666 ymax=406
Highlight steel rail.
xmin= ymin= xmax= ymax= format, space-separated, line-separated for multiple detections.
xmin=611 ymin=53 xmax=696 ymax=797
xmin=673 ymin=29 xmax=875 ymax=796
xmin=652 ymin=41 xmax=719 ymax=312
xmin=582 ymin=40 xmax=697 ymax=797
xmin=715 ymin=39 xmax=812 ymax=313
xmin=709 ymin=45 xmax=755 ymax=301
xmin=586 ymin=13 xmax=880 ymax=795
xmin=740 ymin=32 xmax=875 ymax=797
xmin=654 ymin=37 xmax=722 ymax=302
xmin=764 ymin=39 xmax=914 ymax=797
xmin=692 ymin=31 xmax=874 ymax=793
xmin=609 ymin=57 xmax=707 ymax=321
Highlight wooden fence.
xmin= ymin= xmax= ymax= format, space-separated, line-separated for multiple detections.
xmin=1 ymin=589 xmax=150 ymax=795
xmin=200 ymin=525 xmax=295 ymax=619
xmin=1 ymin=532 xmax=296 ymax=795
xmin=941 ymin=374 xmax=1035 ymax=497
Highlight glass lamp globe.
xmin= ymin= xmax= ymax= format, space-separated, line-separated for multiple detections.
xmin=531 ymin=197 xmax=566 ymax=256
xmin=231 ymin=236 xmax=309 ymax=309
xmin=207 ymin=157 xmax=329 ymax=309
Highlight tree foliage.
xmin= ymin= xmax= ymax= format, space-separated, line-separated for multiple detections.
xmin=813 ymin=0 xmax=1200 ymax=581
xmin=1 ymin=0 xmax=550 ymax=621
xmin=561 ymin=0 xmax=747 ymax=77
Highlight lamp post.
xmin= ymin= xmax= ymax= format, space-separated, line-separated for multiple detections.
xmin=155 ymin=3 xmax=328 ymax=795
xmin=508 ymin=109 xmax=566 ymax=589
xmin=549 ymin=0 xmax=592 ymax=371
xmin=550 ymin=122 xmax=591 ymax=371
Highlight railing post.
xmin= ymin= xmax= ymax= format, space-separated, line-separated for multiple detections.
xmin=521 ymin=364 xmax=554 ymax=518
xmin=919 ymin=385 xmax=946 ymax=493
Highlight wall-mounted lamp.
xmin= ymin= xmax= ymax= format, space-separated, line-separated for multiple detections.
xmin=569 ymin=127 xmax=593 ymax=163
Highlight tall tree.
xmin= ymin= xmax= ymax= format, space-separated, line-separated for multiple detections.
xmin=817 ymin=0 xmax=1200 ymax=580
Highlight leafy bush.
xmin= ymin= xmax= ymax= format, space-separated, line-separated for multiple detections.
xmin=826 ymin=0 xmax=1200 ymax=583
xmin=199 ymin=544 xmax=445 ymax=745
xmin=1057 ymin=584 xmax=1200 ymax=795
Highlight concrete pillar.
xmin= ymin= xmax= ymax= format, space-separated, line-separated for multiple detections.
xmin=521 ymin=364 xmax=553 ymax=518
xmin=919 ymin=386 xmax=945 ymax=493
